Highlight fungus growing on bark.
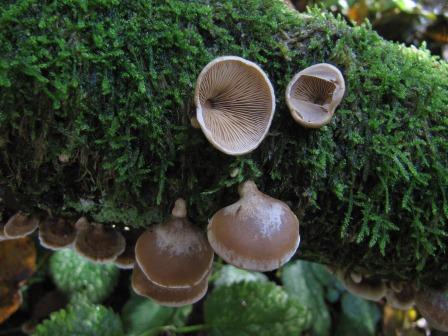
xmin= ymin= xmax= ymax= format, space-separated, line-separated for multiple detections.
xmin=194 ymin=56 xmax=275 ymax=155
xmin=385 ymin=282 xmax=415 ymax=310
xmin=135 ymin=199 xmax=213 ymax=288
xmin=38 ymin=218 xmax=76 ymax=251
xmin=4 ymin=212 xmax=39 ymax=239
xmin=336 ymin=269 xmax=387 ymax=301
xmin=132 ymin=264 xmax=209 ymax=307
xmin=207 ymin=180 xmax=300 ymax=272
xmin=285 ymin=63 xmax=345 ymax=128
xmin=415 ymin=287 xmax=448 ymax=331
xmin=74 ymin=218 xmax=125 ymax=263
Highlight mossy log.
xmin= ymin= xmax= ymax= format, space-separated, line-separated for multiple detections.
xmin=0 ymin=0 xmax=447 ymax=286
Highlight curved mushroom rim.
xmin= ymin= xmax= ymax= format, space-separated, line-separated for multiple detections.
xmin=194 ymin=55 xmax=276 ymax=156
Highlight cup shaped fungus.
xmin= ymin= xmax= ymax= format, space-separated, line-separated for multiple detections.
xmin=132 ymin=264 xmax=209 ymax=307
xmin=207 ymin=181 xmax=300 ymax=272
xmin=194 ymin=56 xmax=275 ymax=155
xmin=415 ymin=287 xmax=448 ymax=332
xmin=285 ymin=63 xmax=345 ymax=128
xmin=74 ymin=218 xmax=125 ymax=263
xmin=38 ymin=218 xmax=76 ymax=251
xmin=4 ymin=212 xmax=39 ymax=239
xmin=135 ymin=199 xmax=214 ymax=288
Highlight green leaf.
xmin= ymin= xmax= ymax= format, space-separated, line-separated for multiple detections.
xmin=49 ymin=249 xmax=119 ymax=303
xmin=282 ymin=260 xmax=332 ymax=336
xmin=33 ymin=302 xmax=124 ymax=336
xmin=121 ymin=293 xmax=191 ymax=336
xmin=335 ymin=293 xmax=381 ymax=336
xmin=214 ymin=265 xmax=268 ymax=287
xmin=204 ymin=281 xmax=309 ymax=336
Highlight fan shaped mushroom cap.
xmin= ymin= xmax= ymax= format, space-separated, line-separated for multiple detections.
xmin=194 ymin=56 xmax=275 ymax=155
xmin=207 ymin=180 xmax=300 ymax=272
xmin=74 ymin=218 xmax=125 ymax=263
xmin=132 ymin=264 xmax=209 ymax=307
xmin=135 ymin=199 xmax=214 ymax=288
xmin=415 ymin=287 xmax=448 ymax=331
xmin=385 ymin=283 xmax=415 ymax=310
xmin=336 ymin=269 xmax=387 ymax=301
xmin=38 ymin=218 xmax=76 ymax=251
xmin=285 ymin=63 xmax=345 ymax=128
xmin=4 ymin=212 xmax=39 ymax=238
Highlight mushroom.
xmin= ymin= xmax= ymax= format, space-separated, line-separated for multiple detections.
xmin=135 ymin=199 xmax=213 ymax=288
xmin=74 ymin=218 xmax=125 ymax=263
xmin=385 ymin=282 xmax=415 ymax=310
xmin=0 ymin=223 xmax=7 ymax=241
xmin=415 ymin=287 xmax=448 ymax=331
xmin=4 ymin=212 xmax=39 ymax=239
xmin=336 ymin=269 xmax=387 ymax=301
xmin=114 ymin=231 xmax=138 ymax=270
xmin=132 ymin=264 xmax=209 ymax=307
xmin=38 ymin=218 xmax=76 ymax=251
xmin=207 ymin=180 xmax=300 ymax=272
xmin=194 ymin=56 xmax=275 ymax=155
xmin=285 ymin=63 xmax=345 ymax=128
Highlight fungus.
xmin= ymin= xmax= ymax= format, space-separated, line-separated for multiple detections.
xmin=4 ymin=212 xmax=39 ymax=239
xmin=194 ymin=56 xmax=275 ymax=155
xmin=135 ymin=199 xmax=213 ymax=288
xmin=38 ymin=218 xmax=76 ymax=251
xmin=207 ymin=180 xmax=300 ymax=272
xmin=336 ymin=269 xmax=387 ymax=301
xmin=0 ymin=223 xmax=7 ymax=241
xmin=415 ymin=287 xmax=448 ymax=331
xmin=114 ymin=232 xmax=138 ymax=269
xmin=385 ymin=282 xmax=415 ymax=310
xmin=285 ymin=63 xmax=345 ymax=128
xmin=74 ymin=218 xmax=125 ymax=263
xmin=132 ymin=264 xmax=209 ymax=307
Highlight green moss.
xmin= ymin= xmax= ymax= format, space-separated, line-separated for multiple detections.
xmin=0 ymin=0 xmax=447 ymax=285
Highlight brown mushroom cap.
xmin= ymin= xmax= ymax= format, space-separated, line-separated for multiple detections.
xmin=285 ymin=63 xmax=345 ymax=128
xmin=38 ymin=218 xmax=76 ymax=251
xmin=114 ymin=239 xmax=136 ymax=269
xmin=385 ymin=283 xmax=415 ymax=310
xmin=135 ymin=199 xmax=214 ymax=288
xmin=74 ymin=219 xmax=125 ymax=263
xmin=194 ymin=56 xmax=275 ymax=155
xmin=4 ymin=212 xmax=39 ymax=239
xmin=132 ymin=264 xmax=209 ymax=307
xmin=207 ymin=180 xmax=300 ymax=272
xmin=336 ymin=269 xmax=387 ymax=301
xmin=415 ymin=287 xmax=448 ymax=331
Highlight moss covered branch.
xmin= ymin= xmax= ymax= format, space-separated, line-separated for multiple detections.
xmin=0 ymin=0 xmax=447 ymax=285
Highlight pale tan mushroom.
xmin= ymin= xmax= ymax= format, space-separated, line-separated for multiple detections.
xmin=4 ymin=212 xmax=39 ymax=239
xmin=385 ymin=282 xmax=415 ymax=310
xmin=135 ymin=199 xmax=214 ymax=288
xmin=38 ymin=218 xmax=76 ymax=251
xmin=415 ymin=287 xmax=448 ymax=331
xmin=285 ymin=63 xmax=345 ymax=128
xmin=207 ymin=180 xmax=300 ymax=272
xmin=194 ymin=56 xmax=275 ymax=155
xmin=336 ymin=269 xmax=387 ymax=301
xmin=132 ymin=264 xmax=209 ymax=307
xmin=74 ymin=218 xmax=125 ymax=263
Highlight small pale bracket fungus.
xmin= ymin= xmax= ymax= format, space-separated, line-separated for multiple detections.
xmin=38 ymin=218 xmax=76 ymax=251
xmin=135 ymin=198 xmax=214 ymax=288
xmin=415 ymin=287 xmax=448 ymax=332
xmin=336 ymin=269 xmax=387 ymax=301
xmin=74 ymin=219 xmax=125 ymax=263
xmin=4 ymin=212 xmax=39 ymax=239
xmin=132 ymin=264 xmax=209 ymax=307
xmin=207 ymin=180 xmax=300 ymax=272
xmin=285 ymin=63 xmax=345 ymax=128
xmin=194 ymin=56 xmax=275 ymax=155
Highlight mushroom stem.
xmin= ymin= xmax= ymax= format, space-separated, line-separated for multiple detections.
xmin=238 ymin=180 xmax=259 ymax=197
xmin=171 ymin=199 xmax=187 ymax=218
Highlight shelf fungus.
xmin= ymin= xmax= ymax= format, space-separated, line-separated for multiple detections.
xmin=336 ymin=269 xmax=387 ymax=301
xmin=207 ymin=180 xmax=300 ymax=272
xmin=73 ymin=218 xmax=125 ymax=263
xmin=114 ymin=231 xmax=138 ymax=269
xmin=38 ymin=218 xmax=76 ymax=251
xmin=132 ymin=264 xmax=209 ymax=307
xmin=385 ymin=281 xmax=415 ymax=310
xmin=4 ymin=212 xmax=39 ymax=239
xmin=194 ymin=56 xmax=275 ymax=155
xmin=415 ymin=287 xmax=448 ymax=332
xmin=285 ymin=63 xmax=345 ymax=128
xmin=135 ymin=199 xmax=214 ymax=288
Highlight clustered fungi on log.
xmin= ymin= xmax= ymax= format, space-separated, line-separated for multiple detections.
xmin=0 ymin=0 xmax=447 ymax=329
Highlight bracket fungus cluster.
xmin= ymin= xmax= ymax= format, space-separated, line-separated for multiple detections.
xmin=4 ymin=213 xmax=39 ymax=239
xmin=286 ymin=63 xmax=345 ymax=128
xmin=194 ymin=56 xmax=275 ymax=155
xmin=132 ymin=199 xmax=213 ymax=306
xmin=208 ymin=181 xmax=300 ymax=272
xmin=38 ymin=218 xmax=76 ymax=251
